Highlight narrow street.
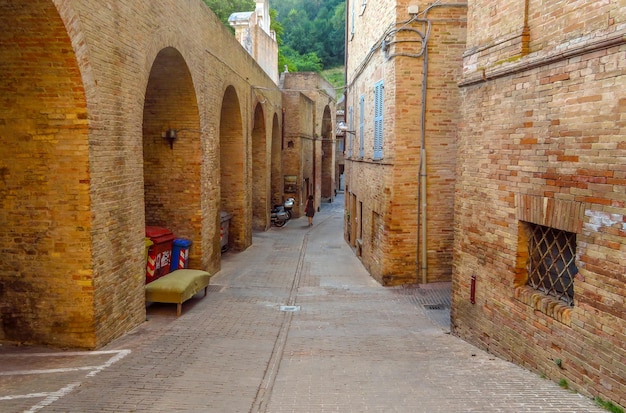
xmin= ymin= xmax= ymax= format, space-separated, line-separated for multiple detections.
xmin=0 ymin=193 xmax=605 ymax=412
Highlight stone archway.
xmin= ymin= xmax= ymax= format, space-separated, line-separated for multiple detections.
xmin=251 ymin=103 xmax=267 ymax=230
xmin=0 ymin=1 xmax=92 ymax=347
xmin=143 ymin=47 xmax=202 ymax=268
xmin=321 ymin=105 xmax=334 ymax=202
xmin=220 ymin=86 xmax=246 ymax=251
xmin=270 ymin=113 xmax=282 ymax=207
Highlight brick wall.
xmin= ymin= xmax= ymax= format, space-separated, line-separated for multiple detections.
xmin=453 ymin=0 xmax=625 ymax=406
xmin=0 ymin=1 xmax=95 ymax=347
xmin=321 ymin=105 xmax=335 ymax=201
xmin=281 ymin=91 xmax=313 ymax=215
xmin=0 ymin=0 xmax=282 ymax=348
xmin=345 ymin=0 xmax=397 ymax=284
xmin=281 ymin=73 xmax=337 ymax=213
xmin=344 ymin=0 xmax=467 ymax=285
xmin=252 ymin=103 xmax=269 ymax=231
xmin=230 ymin=1 xmax=278 ymax=83
xmin=251 ymin=24 xmax=279 ymax=84
xmin=271 ymin=113 xmax=282 ymax=207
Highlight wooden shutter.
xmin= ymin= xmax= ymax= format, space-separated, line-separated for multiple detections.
xmin=373 ymin=80 xmax=384 ymax=160
xmin=359 ymin=95 xmax=365 ymax=158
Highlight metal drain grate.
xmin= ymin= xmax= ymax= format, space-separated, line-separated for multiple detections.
xmin=423 ymin=304 xmax=447 ymax=310
xmin=206 ymin=285 xmax=226 ymax=293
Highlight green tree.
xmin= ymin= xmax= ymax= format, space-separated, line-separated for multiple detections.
xmin=270 ymin=8 xmax=284 ymax=44
xmin=203 ymin=0 xmax=345 ymax=73
xmin=273 ymin=0 xmax=345 ymax=71
xmin=280 ymin=46 xmax=323 ymax=73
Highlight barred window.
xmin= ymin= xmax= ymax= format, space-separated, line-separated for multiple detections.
xmin=526 ymin=223 xmax=577 ymax=306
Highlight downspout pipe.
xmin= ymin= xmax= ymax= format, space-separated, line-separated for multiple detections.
xmin=418 ymin=2 xmax=468 ymax=285
xmin=419 ymin=43 xmax=428 ymax=285
xmin=344 ymin=0 xmax=349 ymax=99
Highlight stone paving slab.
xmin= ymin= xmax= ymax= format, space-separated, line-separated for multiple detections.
xmin=0 ymin=194 xmax=608 ymax=412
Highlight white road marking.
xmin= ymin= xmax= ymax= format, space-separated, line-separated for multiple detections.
xmin=24 ymin=382 xmax=81 ymax=413
xmin=0 ymin=349 xmax=131 ymax=412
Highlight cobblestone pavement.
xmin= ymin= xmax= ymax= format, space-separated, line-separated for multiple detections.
xmin=0 ymin=194 xmax=608 ymax=412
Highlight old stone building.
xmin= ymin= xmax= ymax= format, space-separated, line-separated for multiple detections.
xmin=335 ymin=99 xmax=346 ymax=193
xmin=229 ymin=0 xmax=279 ymax=84
xmin=452 ymin=0 xmax=625 ymax=406
xmin=343 ymin=0 xmax=467 ymax=285
xmin=0 ymin=0 xmax=283 ymax=349
xmin=280 ymin=72 xmax=336 ymax=217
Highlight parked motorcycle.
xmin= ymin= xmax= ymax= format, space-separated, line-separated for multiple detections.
xmin=271 ymin=205 xmax=289 ymax=227
xmin=283 ymin=197 xmax=295 ymax=219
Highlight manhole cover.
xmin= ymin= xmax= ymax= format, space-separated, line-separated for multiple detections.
xmin=280 ymin=305 xmax=300 ymax=312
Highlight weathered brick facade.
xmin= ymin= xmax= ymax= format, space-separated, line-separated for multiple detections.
xmin=0 ymin=0 xmax=282 ymax=348
xmin=229 ymin=0 xmax=279 ymax=84
xmin=344 ymin=0 xmax=467 ymax=285
xmin=453 ymin=0 xmax=625 ymax=406
xmin=280 ymin=72 xmax=336 ymax=216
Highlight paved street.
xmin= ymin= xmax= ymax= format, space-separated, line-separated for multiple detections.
xmin=0 ymin=193 xmax=607 ymax=412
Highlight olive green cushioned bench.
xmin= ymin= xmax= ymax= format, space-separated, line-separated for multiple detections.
xmin=145 ymin=269 xmax=212 ymax=316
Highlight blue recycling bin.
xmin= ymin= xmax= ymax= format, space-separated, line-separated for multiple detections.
xmin=171 ymin=238 xmax=193 ymax=271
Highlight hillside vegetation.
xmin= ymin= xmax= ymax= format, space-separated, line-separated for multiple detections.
xmin=202 ymin=0 xmax=346 ymax=79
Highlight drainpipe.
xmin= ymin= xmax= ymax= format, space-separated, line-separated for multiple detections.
xmin=417 ymin=38 xmax=428 ymax=285
xmin=418 ymin=3 xmax=468 ymax=285
xmin=344 ymin=0 xmax=349 ymax=98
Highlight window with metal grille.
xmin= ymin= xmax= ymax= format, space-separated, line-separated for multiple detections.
xmin=526 ymin=223 xmax=577 ymax=306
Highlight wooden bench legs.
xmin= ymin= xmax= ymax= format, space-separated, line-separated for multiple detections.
xmin=175 ymin=286 xmax=209 ymax=316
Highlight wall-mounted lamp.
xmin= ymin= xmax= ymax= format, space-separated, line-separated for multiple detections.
xmin=162 ymin=126 xmax=207 ymax=149
xmin=337 ymin=121 xmax=356 ymax=135
xmin=163 ymin=128 xmax=178 ymax=149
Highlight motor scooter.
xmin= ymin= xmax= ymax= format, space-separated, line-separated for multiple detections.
xmin=271 ymin=205 xmax=289 ymax=227
xmin=283 ymin=197 xmax=295 ymax=219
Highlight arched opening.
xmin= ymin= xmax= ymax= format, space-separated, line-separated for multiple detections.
xmin=220 ymin=86 xmax=246 ymax=250
xmin=321 ymin=105 xmax=334 ymax=202
xmin=270 ymin=113 xmax=282 ymax=207
xmin=143 ymin=47 xmax=202 ymax=270
xmin=0 ymin=2 xmax=92 ymax=346
xmin=251 ymin=103 xmax=267 ymax=230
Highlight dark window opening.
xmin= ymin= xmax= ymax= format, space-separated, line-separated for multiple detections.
xmin=526 ymin=223 xmax=577 ymax=306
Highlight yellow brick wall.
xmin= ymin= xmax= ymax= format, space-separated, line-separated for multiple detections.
xmin=0 ymin=0 xmax=282 ymax=348
xmin=345 ymin=0 xmax=467 ymax=285
xmin=282 ymin=91 xmax=314 ymax=215
xmin=453 ymin=0 xmax=625 ymax=405
xmin=281 ymin=73 xmax=337 ymax=214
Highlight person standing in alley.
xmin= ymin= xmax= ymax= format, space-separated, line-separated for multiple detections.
xmin=305 ymin=195 xmax=315 ymax=226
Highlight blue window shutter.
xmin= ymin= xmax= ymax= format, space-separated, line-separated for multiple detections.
xmin=373 ymin=81 xmax=384 ymax=160
xmin=348 ymin=106 xmax=354 ymax=157
xmin=359 ymin=95 xmax=365 ymax=158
